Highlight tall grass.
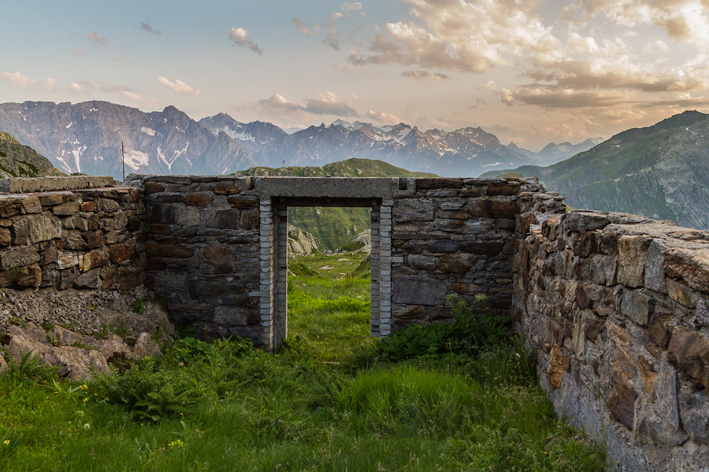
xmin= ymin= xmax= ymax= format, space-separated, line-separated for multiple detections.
xmin=0 ymin=253 xmax=604 ymax=471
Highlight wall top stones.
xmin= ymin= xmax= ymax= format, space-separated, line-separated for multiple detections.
xmin=0 ymin=176 xmax=116 ymax=194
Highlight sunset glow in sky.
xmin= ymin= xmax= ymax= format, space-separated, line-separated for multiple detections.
xmin=2 ymin=0 xmax=709 ymax=150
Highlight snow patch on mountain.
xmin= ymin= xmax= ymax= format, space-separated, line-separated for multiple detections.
xmin=124 ymin=150 xmax=150 ymax=171
xmin=141 ymin=127 xmax=156 ymax=136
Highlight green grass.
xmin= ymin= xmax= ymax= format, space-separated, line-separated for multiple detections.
xmin=0 ymin=252 xmax=605 ymax=472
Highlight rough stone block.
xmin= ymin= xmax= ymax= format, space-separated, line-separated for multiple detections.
xmin=563 ymin=211 xmax=610 ymax=232
xmin=0 ymin=199 xmax=22 ymax=218
xmin=205 ymin=209 xmax=241 ymax=229
xmin=645 ymin=239 xmax=667 ymax=294
xmin=460 ymin=241 xmax=504 ymax=256
xmin=110 ymin=243 xmax=137 ymax=263
xmin=621 ymin=290 xmax=653 ymax=326
xmin=14 ymin=265 xmax=42 ymax=288
xmin=118 ymin=267 xmax=144 ymax=291
xmin=79 ymin=250 xmax=110 ymax=272
xmin=679 ymin=386 xmax=709 ymax=446
xmin=667 ymin=278 xmax=697 ymax=308
xmin=199 ymin=246 xmax=237 ymax=274
xmin=185 ymin=193 xmax=213 ymax=207
xmin=21 ymin=197 xmax=41 ymax=214
xmin=97 ymin=199 xmax=119 ymax=213
xmin=617 ymin=236 xmax=646 ymax=287
xmin=668 ymin=326 xmax=709 ymax=389
xmin=607 ymin=365 xmax=638 ymax=430
xmin=241 ymin=210 xmax=259 ymax=230
xmin=655 ymin=359 xmax=681 ymax=429
xmin=665 ymin=248 xmax=709 ymax=293
xmin=227 ymin=197 xmax=258 ymax=209
xmin=147 ymin=204 xmax=178 ymax=225
xmin=416 ymin=178 xmax=463 ymax=189
xmin=52 ymin=201 xmax=80 ymax=216
xmin=83 ymin=230 xmax=103 ymax=249
xmin=74 ymin=268 xmax=101 ymax=289
xmin=426 ymin=240 xmax=460 ymax=253
xmin=177 ymin=206 xmax=202 ymax=227
xmin=213 ymin=306 xmax=250 ymax=325
xmin=214 ymin=183 xmax=240 ymax=195
xmin=144 ymin=182 xmax=165 ymax=194
xmin=648 ymin=313 xmax=673 ymax=349
xmin=0 ymin=228 xmax=10 ymax=246
xmin=486 ymin=181 xmax=520 ymax=196
xmin=407 ymin=255 xmax=436 ymax=271
xmin=468 ymin=199 xmax=516 ymax=218
xmin=392 ymin=278 xmax=447 ymax=306
xmin=145 ymin=243 xmax=194 ymax=258
xmin=0 ymin=246 xmax=41 ymax=270
xmin=394 ymin=199 xmax=434 ymax=223
xmin=436 ymin=254 xmax=475 ymax=273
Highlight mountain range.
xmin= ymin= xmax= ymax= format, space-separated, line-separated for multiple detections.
xmin=506 ymin=138 xmax=603 ymax=166
xmin=0 ymin=100 xmax=601 ymax=180
xmin=482 ymin=110 xmax=709 ymax=230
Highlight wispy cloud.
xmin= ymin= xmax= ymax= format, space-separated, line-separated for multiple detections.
xmin=111 ymin=56 xmax=129 ymax=63
xmin=292 ymin=18 xmax=313 ymax=37
xmin=365 ymin=110 xmax=402 ymax=124
xmin=0 ymin=71 xmax=58 ymax=91
xmin=87 ymin=32 xmax=109 ymax=48
xmin=228 ymin=27 xmax=263 ymax=55
xmin=250 ymin=91 xmax=358 ymax=118
xmin=401 ymin=70 xmax=449 ymax=82
xmin=140 ymin=19 xmax=161 ymax=35
xmin=72 ymin=49 xmax=86 ymax=57
xmin=157 ymin=77 xmax=201 ymax=95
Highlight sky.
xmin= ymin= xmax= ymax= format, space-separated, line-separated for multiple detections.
xmin=2 ymin=0 xmax=709 ymax=151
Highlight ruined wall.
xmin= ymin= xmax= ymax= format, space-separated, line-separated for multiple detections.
xmin=516 ymin=207 xmax=709 ymax=472
xmin=390 ymin=177 xmax=558 ymax=329
xmin=134 ymin=175 xmax=262 ymax=342
xmin=0 ymin=176 xmax=144 ymax=295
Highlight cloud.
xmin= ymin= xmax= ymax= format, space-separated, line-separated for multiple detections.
xmin=87 ymin=32 xmax=109 ymax=47
xmin=500 ymin=89 xmax=515 ymax=106
xmin=322 ymin=36 xmax=341 ymax=51
xmin=332 ymin=12 xmax=344 ymax=19
xmin=0 ymin=71 xmax=40 ymax=89
xmin=401 ymin=70 xmax=449 ymax=82
xmin=366 ymin=110 xmax=403 ymax=125
xmin=349 ymin=0 xmax=562 ymax=73
xmin=157 ymin=77 xmax=201 ymax=95
xmin=140 ymin=19 xmax=161 ymax=35
xmin=111 ymin=56 xmax=129 ymax=62
xmin=67 ymin=82 xmax=89 ymax=95
xmin=341 ymin=2 xmax=366 ymax=16
xmin=228 ymin=27 xmax=263 ymax=55
xmin=292 ymin=18 xmax=313 ymax=36
xmin=72 ymin=49 xmax=86 ymax=57
xmin=251 ymin=92 xmax=358 ymax=118
xmin=485 ymin=81 xmax=498 ymax=93
xmin=567 ymin=33 xmax=599 ymax=53
xmin=332 ymin=62 xmax=355 ymax=72
xmin=569 ymin=0 xmax=709 ymax=49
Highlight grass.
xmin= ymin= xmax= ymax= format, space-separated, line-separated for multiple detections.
xmin=0 ymin=252 xmax=605 ymax=472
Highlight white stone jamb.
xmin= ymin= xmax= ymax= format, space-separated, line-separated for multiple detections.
xmin=259 ymin=199 xmax=275 ymax=350
xmin=275 ymin=203 xmax=288 ymax=348
xmin=370 ymin=207 xmax=381 ymax=337
xmin=379 ymin=201 xmax=393 ymax=337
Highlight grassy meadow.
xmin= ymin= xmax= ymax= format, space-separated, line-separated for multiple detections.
xmin=0 ymin=251 xmax=606 ymax=471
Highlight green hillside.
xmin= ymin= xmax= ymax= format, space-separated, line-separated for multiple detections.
xmin=0 ymin=131 xmax=65 ymax=178
xmin=236 ymin=157 xmax=439 ymax=178
xmin=481 ymin=111 xmax=709 ymax=229
xmin=238 ymin=158 xmax=438 ymax=251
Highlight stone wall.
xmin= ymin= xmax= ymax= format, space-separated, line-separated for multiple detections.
xmin=390 ymin=177 xmax=561 ymax=329
xmin=515 ymin=207 xmax=709 ymax=471
xmin=132 ymin=175 xmax=262 ymax=342
xmin=0 ymin=177 xmax=144 ymax=294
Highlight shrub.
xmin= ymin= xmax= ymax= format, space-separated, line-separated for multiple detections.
xmin=377 ymin=294 xmax=510 ymax=361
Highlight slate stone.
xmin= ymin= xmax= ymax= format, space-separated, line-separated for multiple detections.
xmin=648 ymin=313 xmax=672 ymax=349
xmin=145 ymin=243 xmax=194 ymax=259
xmin=407 ymin=254 xmax=436 ymax=271
xmin=645 ymin=239 xmax=667 ymax=294
xmin=460 ymin=241 xmax=504 ymax=256
xmin=426 ymin=240 xmax=460 ymax=253
xmin=205 ymin=209 xmax=241 ymax=229
xmin=199 ymin=246 xmax=237 ymax=274
xmin=227 ymin=197 xmax=258 ymax=209
xmin=468 ymin=199 xmax=516 ymax=218
xmin=212 ymin=306 xmax=250 ymax=325
xmin=110 ymin=243 xmax=137 ymax=263
xmin=74 ymin=268 xmax=101 ymax=289
xmin=436 ymin=254 xmax=475 ymax=273
xmin=392 ymin=306 xmax=427 ymax=320
xmin=21 ymin=197 xmax=41 ymax=214
xmin=83 ymin=230 xmax=103 ymax=249
xmin=416 ymin=178 xmax=463 ymax=189
xmin=485 ymin=181 xmax=520 ymax=196
xmin=79 ymin=250 xmax=110 ymax=272
xmin=679 ymin=387 xmax=709 ymax=445
xmin=97 ymin=199 xmax=120 ymax=213
xmin=392 ymin=278 xmax=447 ymax=306
xmin=118 ymin=267 xmax=144 ymax=291
xmin=147 ymin=204 xmax=178 ymax=225
xmin=0 ymin=199 xmax=22 ymax=217
xmin=214 ymin=183 xmax=240 ymax=195
xmin=607 ymin=366 xmax=637 ymax=430
xmin=185 ymin=193 xmax=212 ymax=207
xmin=617 ymin=236 xmax=646 ymax=287
xmin=80 ymin=201 xmax=95 ymax=212
xmin=52 ymin=201 xmax=80 ymax=216
xmin=241 ymin=210 xmax=259 ymax=230
xmin=0 ymin=246 xmax=40 ymax=270
xmin=563 ymin=211 xmax=610 ymax=232
xmin=621 ymin=290 xmax=653 ymax=326
xmin=665 ymin=248 xmax=709 ymax=293
xmin=394 ymin=198 xmax=434 ymax=223
xmin=0 ymin=228 xmax=10 ymax=246
xmin=655 ymin=359 xmax=681 ymax=429
xmin=697 ymin=299 xmax=709 ymax=328
xmin=144 ymin=182 xmax=165 ymax=194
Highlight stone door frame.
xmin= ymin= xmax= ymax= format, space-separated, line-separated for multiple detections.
xmin=258 ymin=195 xmax=393 ymax=350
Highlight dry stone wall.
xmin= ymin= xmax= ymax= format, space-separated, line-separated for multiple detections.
xmin=131 ymin=175 xmax=262 ymax=343
xmin=0 ymin=177 xmax=144 ymax=294
xmin=516 ymin=206 xmax=709 ymax=471
xmin=390 ymin=177 xmax=560 ymax=329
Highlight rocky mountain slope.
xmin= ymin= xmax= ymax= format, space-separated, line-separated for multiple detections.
xmin=483 ymin=110 xmax=709 ymax=229
xmin=0 ymin=131 xmax=64 ymax=178
xmin=199 ymin=113 xmax=286 ymax=155
xmin=0 ymin=101 xmax=255 ymax=180
xmin=235 ymin=156 xmax=438 ymax=177
xmin=507 ymin=138 xmax=604 ymax=166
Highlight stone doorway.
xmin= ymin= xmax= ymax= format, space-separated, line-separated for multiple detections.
xmin=268 ymin=197 xmax=388 ymax=350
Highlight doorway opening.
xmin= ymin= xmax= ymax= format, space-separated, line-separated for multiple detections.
xmin=270 ymin=197 xmax=384 ymax=354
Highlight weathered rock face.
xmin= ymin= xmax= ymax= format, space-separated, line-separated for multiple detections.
xmin=515 ymin=207 xmax=709 ymax=472
xmin=286 ymin=224 xmax=318 ymax=258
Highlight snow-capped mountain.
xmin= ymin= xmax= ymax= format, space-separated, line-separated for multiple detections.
xmin=0 ymin=101 xmax=254 ymax=180
xmin=199 ymin=113 xmax=286 ymax=155
xmin=507 ymin=138 xmax=604 ymax=166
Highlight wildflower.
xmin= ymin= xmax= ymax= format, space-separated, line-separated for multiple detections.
xmin=83 ymin=423 xmax=90 ymax=430
xmin=83 ymin=398 xmax=88 ymax=403
xmin=80 ymin=384 xmax=89 ymax=391
xmin=3 ymin=440 xmax=9 ymax=446
xmin=168 ymin=440 xmax=184 ymax=448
